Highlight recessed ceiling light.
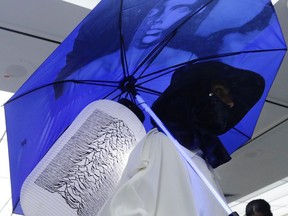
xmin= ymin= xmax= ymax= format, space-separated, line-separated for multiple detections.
xmin=271 ymin=0 xmax=280 ymax=5
xmin=61 ymin=0 xmax=101 ymax=10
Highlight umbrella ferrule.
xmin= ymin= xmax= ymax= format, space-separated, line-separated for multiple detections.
xmin=119 ymin=75 xmax=137 ymax=95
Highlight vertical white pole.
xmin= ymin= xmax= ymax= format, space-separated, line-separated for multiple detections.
xmin=135 ymin=94 xmax=233 ymax=215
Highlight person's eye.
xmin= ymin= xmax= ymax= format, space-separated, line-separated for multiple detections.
xmin=147 ymin=8 xmax=159 ymax=17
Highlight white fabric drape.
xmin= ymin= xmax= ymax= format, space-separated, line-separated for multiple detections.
xmin=97 ymin=129 xmax=227 ymax=216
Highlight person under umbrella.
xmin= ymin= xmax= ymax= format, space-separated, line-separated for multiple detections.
xmin=94 ymin=61 xmax=265 ymax=216
xmin=152 ymin=60 xmax=265 ymax=168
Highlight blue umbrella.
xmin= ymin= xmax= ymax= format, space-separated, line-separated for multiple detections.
xmin=4 ymin=0 xmax=286 ymax=214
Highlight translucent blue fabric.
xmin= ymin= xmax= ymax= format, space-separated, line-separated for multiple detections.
xmin=4 ymin=0 xmax=286 ymax=214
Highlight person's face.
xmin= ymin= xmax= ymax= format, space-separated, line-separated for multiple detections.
xmin=211 ymin=83 xmax=234 ymax=108
xmin=198 ymin=81 xmax=234 ymax=134
xmin=134 ymin=0 xmax=197 ymax=48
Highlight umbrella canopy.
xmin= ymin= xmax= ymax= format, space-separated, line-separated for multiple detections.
xmin=4 ymin=0 xmax=286 ymax=214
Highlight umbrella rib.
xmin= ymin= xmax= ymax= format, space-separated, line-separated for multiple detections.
xmin=110 ymin=91 xmax=134 ymax=102
xmin=111 ymin=94 xmax=121 ymax=101
xmin=128 ymin=92 xmax=137 ymax=104
xmin=246 ymin=116 xmax=288 ymax=145
xmin=110 ymin=91 xmax=139 ymax=103
xmin=232 ymin=127 xmax=251 ymax=140
xmin=119 ymin=0 xmax=129 ymax=78
xmin=104 ymin=87 xmax=121 ymax=100
xmin=131 ymin=31 xmax=177 ymax=78
xmin=54 ymin=79 xmax=120 ymax=88
xmin=136 ymin=47 xmax=286 ymax=82
xmin=265 ymin=99 xmax=288 ymax=109
xmin=136 ymin=86 xmax=162 ymax=96
xmin=74 ymin=80 xmax=120 ymax=87
xmin=5 ymin=80 xmax=120 ymax=105
xmin=136 ymin=62 xmax=187 ymax=81
xmin=125 ymin=91 xmax=129 ymax=100
xmin=120 ymin=35 xmax=129 ymax=78
xmin=138 ymin=72 xmax=174 ymax=86
xmin=110 ymin=89 xmax=128 ymax=101
xmin=137 ymin=47 xmax=288 ymax=82
xmin=195 ymin=48 xmax=287 ymax=61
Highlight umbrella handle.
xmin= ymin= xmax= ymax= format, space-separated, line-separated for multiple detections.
xmin=135 ymin=94 xmax=236 ymax=215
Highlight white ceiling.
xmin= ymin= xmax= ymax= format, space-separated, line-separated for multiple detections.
xmin=0 ymin=0 xmax=288 ymax=213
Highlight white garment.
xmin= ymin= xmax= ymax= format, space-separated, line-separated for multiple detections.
xmin=97 ymin=129 xmax=227 ymax=216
